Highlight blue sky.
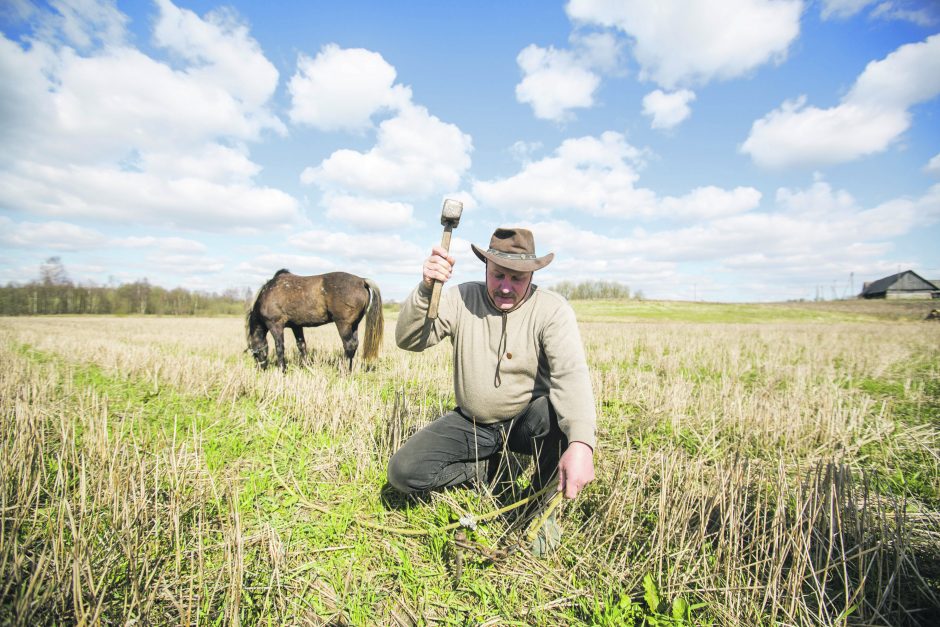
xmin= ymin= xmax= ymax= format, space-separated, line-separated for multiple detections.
xmin=1 ymin=0 xmax=938 ymax=302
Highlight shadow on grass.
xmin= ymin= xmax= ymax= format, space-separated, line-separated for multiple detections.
xmin=379 ymin=481 xmax=433 ymax=511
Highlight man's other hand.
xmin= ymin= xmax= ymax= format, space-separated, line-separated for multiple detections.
xmin=557 ymin=441 xmax=594 ymax=499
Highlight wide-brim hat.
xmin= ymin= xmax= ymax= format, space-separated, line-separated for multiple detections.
xmin=471 ymin=227 xmax=554 ymax=272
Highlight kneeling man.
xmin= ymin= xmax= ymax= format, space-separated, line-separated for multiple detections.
xmin=387 ymin=227 xmax=597 ymax=554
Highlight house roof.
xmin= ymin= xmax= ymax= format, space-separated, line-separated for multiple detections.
xmin=862 ymin=270 xmax=939 ymax=296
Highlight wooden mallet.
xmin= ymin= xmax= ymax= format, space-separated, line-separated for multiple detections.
xmin=427 ymin=198 xmax=463 ymax=320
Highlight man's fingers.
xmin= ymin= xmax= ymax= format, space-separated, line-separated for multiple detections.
xmin=558 ymin=467 xmax=582 ymax=499
xmin=564 ymin=479 xmax=580 ymax=499
xmin=422 ymin=253 xmax=454 ymax=286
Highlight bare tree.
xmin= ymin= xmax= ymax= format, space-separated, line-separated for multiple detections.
xmin=39 ymin=257 xmax=71 ymax=286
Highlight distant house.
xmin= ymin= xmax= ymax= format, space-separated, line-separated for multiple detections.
xmin=860 ymin=270 xmax=940 ymax=299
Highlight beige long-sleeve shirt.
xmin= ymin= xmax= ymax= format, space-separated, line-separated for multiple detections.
xmin=396 ymin=281 xmax=597 ymax=449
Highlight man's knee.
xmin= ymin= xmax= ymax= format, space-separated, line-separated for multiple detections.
xmin=521 ymin=396 xmax=558 ymax=440
xmin=387 ymin=450 xmax=431 ymax=494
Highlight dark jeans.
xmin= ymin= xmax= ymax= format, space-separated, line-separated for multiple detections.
xmin=386 ymin=396 xmax=566 ymax=494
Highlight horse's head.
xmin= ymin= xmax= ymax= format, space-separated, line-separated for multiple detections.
xmin=246 ymin=309 xmax=270 ymax=368
xmin=246 ymin=328 xmax=268 ymax=367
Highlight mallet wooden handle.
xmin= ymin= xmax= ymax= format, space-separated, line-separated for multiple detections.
xmin=427 ymin=225 xmax=453 ymax=319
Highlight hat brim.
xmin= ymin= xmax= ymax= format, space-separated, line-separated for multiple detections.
xmin=471 ymin=244 xmax=554 ymax=272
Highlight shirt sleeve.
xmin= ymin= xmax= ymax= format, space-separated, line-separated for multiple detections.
xmin=395 ymin=281 xmax=456 ymax=352
xmin=540 ymin=301 xmax=597 ymax=449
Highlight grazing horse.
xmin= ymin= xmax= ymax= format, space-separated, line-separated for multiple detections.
xmin=247 ymin=269 xmax=383 ymax=371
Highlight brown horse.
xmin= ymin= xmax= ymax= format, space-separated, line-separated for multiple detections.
xmin=247 ymin=269 xmax=383 ymax=371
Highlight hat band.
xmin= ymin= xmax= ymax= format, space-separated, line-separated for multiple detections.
xmin=487 ymin=248 xmax=537 ymax=260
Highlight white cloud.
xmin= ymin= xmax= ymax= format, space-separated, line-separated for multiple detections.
xmin=820 ymin=1 xmax=938 ymax=26
xmin=0 ymin=219 xmax=228 ymax=285
xmin=31 ymin=46 xmax=278 ymax=162
xmin=566 ymin=0 xmax=802 ymax=89
xmin=926 ymin=153 xmax=940 ymax=175
xmin=140 ymin=144 xmax=261 ymax=183
xmin=242 ymin=255 xmax=336 ymax=277
xmin=288 ymin=44 xmax=412 ymax=132
xmin=740 ymin=97 xmax=909 ymax=168
xmin=322 ymin=194 xmax=415 ymax=231
xmin=0 ymin=217 xmax=106 ymax=250
xmin=509 ymin=140 xmax=544 ymax=164
xmin=659 ymin=186 xmax=762 ymax=219
xmin=0 ymin=35 xmax=57 ymax=156
xmin=301 ymin=103 xmax=472 ymax=198
xmin=474 ymin=132 xmax=646 ymax=216
xmin=38 ymin=0 xmax=129 ymax=49
xmin=0 ymin=162 xmax=300 ymax=230
xmin=870 ymin=2 xmax=939 ymax=26
xmin=143 ymin=253 xmax=226 ymax=275
xmin=774 ymin=179 xmax=858 ymax=218
xmin=514 ymin=32 xmax=622 ymax=121
xmin=820 ymin=0 xmax=876 ymax=19
xmin=847 ymin=34 xmax=940 ymax=108
xmin=473 ymin=131 xmax=759 ymax=219
xmin=517 ymin=179 xmax=939 ymax=299
xmin=285 ymin=229 xmax=433 ymax=282
xmin=515 ymin=45 xmax=599 ymax=121
xmin=642 ymin=89 xmax=697 ymax=129
xmin=153 ymin=0 xmax=280 ymax=112
xmin=289 ymin=229 xmax=425 ymax=262
xmin=290 ymin=45 xmax=473 ymax=219
xmin=114 ymin=236 xmax=208 ymax=254
xmin=0 ymin=1 xmax=298 ymax=231
xmin=742 ymin=34 xmax=940 ymax=168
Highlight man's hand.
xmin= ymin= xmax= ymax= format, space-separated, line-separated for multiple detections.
xmin=557 ymin=441 xmax=594 ymax=499
xmin=422 ymin=246 xmax=456 ymax=288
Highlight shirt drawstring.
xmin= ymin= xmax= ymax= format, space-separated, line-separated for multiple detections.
xmin=494 ymin=311 xmax=507 ymax=388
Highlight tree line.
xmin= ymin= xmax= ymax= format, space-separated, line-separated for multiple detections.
xmin=0 ymin=258 xmax=640 ymax=316
xmin=552 ymin=280 xmax=640 ymax=300
xmin=0 ymin=257 xmax=252 ymax=316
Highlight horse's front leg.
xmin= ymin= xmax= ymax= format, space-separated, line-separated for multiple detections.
xmin=290 ymin=325 xmax=308 ymax=364
xmin=272 ymin=324 xmax=288 ymax=372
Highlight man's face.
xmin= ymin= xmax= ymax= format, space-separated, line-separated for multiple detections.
xmin=486 ymin=261 xmax=533 ymax=310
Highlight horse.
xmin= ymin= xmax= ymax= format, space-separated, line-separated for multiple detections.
xmin=246 ymin=269 xmax=383 ymax=371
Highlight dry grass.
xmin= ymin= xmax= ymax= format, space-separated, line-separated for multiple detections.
xmin=1 ymin=312 xmax=938 ymax=625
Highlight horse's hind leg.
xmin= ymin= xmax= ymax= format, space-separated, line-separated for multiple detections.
xmin=290 ymin=325 xmax=307 ymax=364
xmin=335 ymin=322 xmax=359 ymax=371
xmin=271 ymin=324 xmax=288 ymax=372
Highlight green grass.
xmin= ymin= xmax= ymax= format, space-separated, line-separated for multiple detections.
xmin=569 ymin=297 xmax=937 ymax=323
xmin=3 ymin=314 xmax=939 ymax=625
xmin=4 ymin=341 xmax=523 ymax=624
xmin=853 ymin=355 xmax=940 ymax=507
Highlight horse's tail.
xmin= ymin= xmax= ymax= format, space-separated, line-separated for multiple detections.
xmin=361 ymin=278 xmax=384 ymax=361
xmin=246 ymin=269 xmax=289 ymax=356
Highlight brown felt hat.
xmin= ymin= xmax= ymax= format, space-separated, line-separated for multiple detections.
xmin=471 ymin=227 xmax=554 ymax=272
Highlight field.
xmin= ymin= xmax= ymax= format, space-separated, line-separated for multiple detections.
xmin=1 ymin=300 xmax=939 ymax=626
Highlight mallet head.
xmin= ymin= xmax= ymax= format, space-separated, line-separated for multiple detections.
xmin=441 ymin=198 xmax=463 ymax=228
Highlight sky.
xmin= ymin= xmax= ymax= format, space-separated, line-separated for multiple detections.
xmin=1 ymin=0 xmax=939 ymax=303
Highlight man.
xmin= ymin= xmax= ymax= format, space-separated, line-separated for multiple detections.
xmin=387 ymin=227 xmax=597 ymax=555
